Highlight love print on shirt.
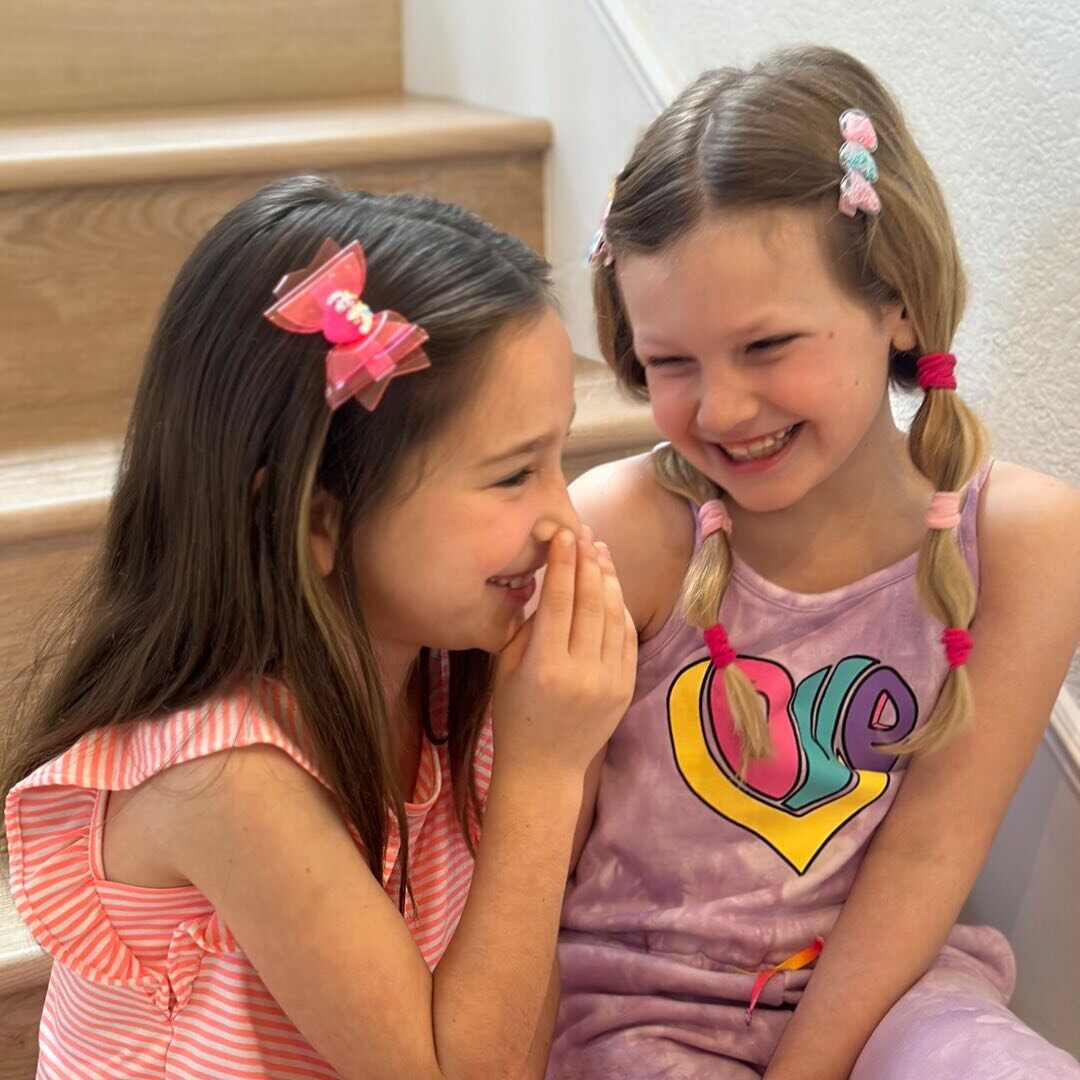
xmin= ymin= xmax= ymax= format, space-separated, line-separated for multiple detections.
xmin=667 ymin=654 xmax=918 ymax=873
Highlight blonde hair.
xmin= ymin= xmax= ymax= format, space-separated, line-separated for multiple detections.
xmin=594 ymin=46 xmax=986 ymax=759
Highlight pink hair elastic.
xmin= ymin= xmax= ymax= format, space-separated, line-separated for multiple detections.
xmin=917 ymin=352 xmax=957 ymax=391
xmin=700 ymin=498 xmax=733 ymax=540
xmin=704 ymin=624 xmax=737 ymax=669
xmin=942 ymin=627 xmax=974 ymax=669
xmin=926 ymin=491 xmax=964 ymax=530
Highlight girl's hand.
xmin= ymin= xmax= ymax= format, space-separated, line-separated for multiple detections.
xmin=492 ymin=528 xmax=636 ymax=780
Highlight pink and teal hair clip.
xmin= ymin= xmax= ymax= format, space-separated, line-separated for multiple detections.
xmin=837 ymin=108 xmax=881 ymax=217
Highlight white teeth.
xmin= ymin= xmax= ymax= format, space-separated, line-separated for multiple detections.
xmin=721 ymin=425 xmax=797 ymax=461
xmin=490 ymin=574 xmax=532 ymax=589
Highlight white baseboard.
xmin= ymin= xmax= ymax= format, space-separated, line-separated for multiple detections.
xmin=1048 ymin=687 xmax=1080 ymax=795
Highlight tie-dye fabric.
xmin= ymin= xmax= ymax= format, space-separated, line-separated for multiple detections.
xmin=550 ymin=462 xmax=1079 ymax=1078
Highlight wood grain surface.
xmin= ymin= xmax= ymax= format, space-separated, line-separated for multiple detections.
xmin=0 ymin=98 xmax=552 ymax=193
xmin=0 ymin=152 xmax=545 ymax=455
xmin=0 ymin=0 xmax=401 ymax=117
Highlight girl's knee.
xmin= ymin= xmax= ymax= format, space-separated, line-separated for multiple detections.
xmin=851 ymin=991 xmax=1080 ymax=1080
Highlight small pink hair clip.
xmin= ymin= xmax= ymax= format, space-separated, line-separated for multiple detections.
xmin=264 ymin=238 xmax=431 ymax=411
xmin=587 ymin=186 xmax=616 ymax=268
xmin=838 ymin=108 xmax=881 ymax=217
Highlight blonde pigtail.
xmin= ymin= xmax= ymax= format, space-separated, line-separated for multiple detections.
xmin=895 ymin=356 xmax=988 ymax=753
xmin=649 ymin=444 xmax=772 ymax=762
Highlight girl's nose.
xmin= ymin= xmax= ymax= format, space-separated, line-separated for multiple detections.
xmin=532 ymin=473 xmax=581 ymax=543
xmin=695 ymin=366 xmax=760 ymax=436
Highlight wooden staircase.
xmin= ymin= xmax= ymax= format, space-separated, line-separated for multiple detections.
xmin=0 ymin=3 xmax=655 ymax=1074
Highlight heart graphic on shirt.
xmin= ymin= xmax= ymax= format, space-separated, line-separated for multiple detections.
xmin=667 ymin=654 xmax=917 ymax=873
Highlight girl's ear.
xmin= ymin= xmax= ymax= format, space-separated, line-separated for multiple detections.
xmin=308 ymin=489 xmax=342 ymax=578
xmin=889 ymin=304 xmax=918 ymax=353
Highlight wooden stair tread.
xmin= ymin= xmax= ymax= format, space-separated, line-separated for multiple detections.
xmin=0 ymin=442 xmax=120 ymax=546
xmin=0 ymin=363 xmax=653 ymax=546
xmin=0 ymin=881 xmax=48 ymax=1000
xmin=0 ymin=96 xmax=553 ymax=192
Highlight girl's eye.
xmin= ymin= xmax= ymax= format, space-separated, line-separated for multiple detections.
xmin=495 ymin=467 xmax=535 ymax=488
xmin=645 ymin=355 xmax=691 ymax=369
xmin=747 ymin=334 xmax=797 ymax=353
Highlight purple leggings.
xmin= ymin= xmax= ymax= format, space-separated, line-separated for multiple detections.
xmin=548 ymin=951 xmax=1079 ymax=1079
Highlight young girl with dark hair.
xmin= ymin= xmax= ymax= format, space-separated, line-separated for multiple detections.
xmin=3 ymin=176 xmax=636 ymax=1079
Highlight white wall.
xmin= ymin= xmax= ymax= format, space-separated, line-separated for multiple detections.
xmin=962 ymin=714 xmax=1080 ymax=1054
xmin=404 ymin=0 xmax=660 ymax=363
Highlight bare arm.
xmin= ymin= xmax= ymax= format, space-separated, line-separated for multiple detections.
xmin=765 ymin=466 xmax=1080 ymax=1080
xmin=522 ymin=963 xmax=562 ymax=1079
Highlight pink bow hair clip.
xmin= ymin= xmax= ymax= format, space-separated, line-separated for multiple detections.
xmin=837 ymin=108 xmax=881 ymax=218
xmin=263 ymin=238 xmax=431 ymax=411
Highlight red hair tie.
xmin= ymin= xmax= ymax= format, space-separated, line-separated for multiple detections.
xmin=704 ymin=624 xmax=737 ymax=669
xmin=917 ymin=352 xmax=957 ymax=391
xmin=942 ymin=627 xmax=973 ymax=668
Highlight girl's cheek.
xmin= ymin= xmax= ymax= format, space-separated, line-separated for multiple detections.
xmin=648 ymin=385 xmax=691 ymax=436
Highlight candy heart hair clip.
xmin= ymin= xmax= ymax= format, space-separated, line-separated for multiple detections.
xmin=837 ymin=108 xmax=881 ymax=217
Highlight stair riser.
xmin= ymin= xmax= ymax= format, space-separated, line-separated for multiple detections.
xmin=0 ymin=154 xmax=545 ymax=454
xmin=0 ymin=981 xmax=48 ymax=1080
xmin=0 ymin=1 xmax=401 ymax=117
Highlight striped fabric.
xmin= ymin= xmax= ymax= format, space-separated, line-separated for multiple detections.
xmin=6 ymin=651 xmax=494 ymax=1079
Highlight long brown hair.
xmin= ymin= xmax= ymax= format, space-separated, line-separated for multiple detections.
xmin=2 ymin=176 xmax=553 ymax=898
xmin=593 ymin=46 xmax=986 ymax=757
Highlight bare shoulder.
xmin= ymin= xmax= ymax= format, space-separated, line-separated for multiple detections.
xmin=571 ymin=452 xmax=695 ymax=636
xmin=977 ymin=460 xmax=1080 ymax=637
xmin=105 ymin=742 xmax=342 ymax=889
xmin=980 ymin=461 xmax=1080 ymax=567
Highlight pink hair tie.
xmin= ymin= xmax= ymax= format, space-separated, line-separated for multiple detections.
xmin=917 ymin=352 xmax=957 ymax=391
xmin=942 ymin=627 xmax=974 ymax=669
xmin=704 ymin=624 xmax=737 ymax=669
xmin=926 ymin=490 xmax=964 ymax=530
xmin=699 ymin=499 xmax=733 ymax=540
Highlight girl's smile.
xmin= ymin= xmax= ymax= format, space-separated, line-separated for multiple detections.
xmin=709 ymin=421 xmax=804 ymax=471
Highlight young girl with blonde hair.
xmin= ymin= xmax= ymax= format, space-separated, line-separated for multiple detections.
xmin=553 ymin=45 xmax=1080 ymax=1080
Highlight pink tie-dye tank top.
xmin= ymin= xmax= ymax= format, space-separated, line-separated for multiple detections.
xmin=553 ymin=461 xmax=1013 ymax=1070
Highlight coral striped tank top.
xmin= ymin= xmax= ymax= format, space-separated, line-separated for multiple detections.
xmin=5 ymin=650 xmax=493 ymax=1078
